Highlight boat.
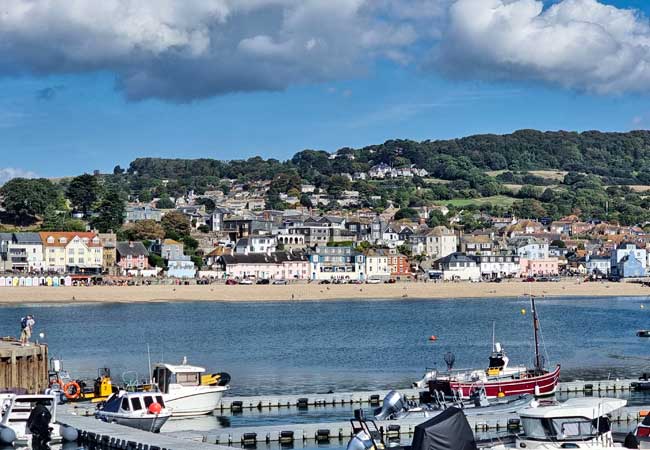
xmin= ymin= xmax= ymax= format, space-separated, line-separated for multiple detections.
xmin=636 ymin=330 xmax=650 ymax=337
xmin=150 ymin=358 xmax=230 ymax=416
xmin=0 ymin=393 xmax=78 ymax=447
xmin=95 ymin=391 xmax=171 ymax=433
xmin=415 ymin=296 xmax=560 ymax=399
xmin=485 ymin=397 xmax=627 ymax=450
xmin=631 ymin=373 xmax=650 ymax=391
xmin=373 ymin=389 xmax=533 ymax=421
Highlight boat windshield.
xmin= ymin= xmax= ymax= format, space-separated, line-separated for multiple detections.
xmin=521 ymin=417 xmax=609 ymax=441
xmin=175 ymin=372 xmax=200 ymax=387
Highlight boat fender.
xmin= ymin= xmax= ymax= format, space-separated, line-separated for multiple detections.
xmin=0 ymin=425 xmax=16 ymax=445
xmin=63 ymin=381 xmax=82 ymax=400
xmin=60 ymin=424 xmax=79 ymax=442
xmin=148 ymin=402 xmax=162 ymax=414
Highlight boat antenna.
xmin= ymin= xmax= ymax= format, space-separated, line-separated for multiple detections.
xmin=147 ymin=343 xmax=152 ymax=384
xmin=492 ymin=320 xmax=496 ymax=352
xmin=531 ymin=295 xmax=543 ymax=372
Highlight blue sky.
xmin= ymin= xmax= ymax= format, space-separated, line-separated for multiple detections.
xmin=1 ymin=0 xmax=650 ymax=179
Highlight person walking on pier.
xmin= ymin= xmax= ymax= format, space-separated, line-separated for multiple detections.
xmin=19 ymin=314 xmax=35 ymax=346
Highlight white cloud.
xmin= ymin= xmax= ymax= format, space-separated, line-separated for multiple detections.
xmin=0 ymin=168 xmax=37 ymax=186
xmin=0 ymin=0 xmax=423 ymax=101
xmin=437 ymin=0 xmax=650 ymax=94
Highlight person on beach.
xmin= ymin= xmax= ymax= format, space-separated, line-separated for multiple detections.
xmin=20 ymin=314 xmax=35 ymax=346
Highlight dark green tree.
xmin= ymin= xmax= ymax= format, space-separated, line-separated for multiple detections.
xmin=0 ymin=178 xmax=59 ymax=225
xmin=161 ymin=211 xmax=191 ymax=239
xmin=91 ymin=186 xmax=125 ymax=233
xmin=66 ymin=174 xmax=100 ymax=216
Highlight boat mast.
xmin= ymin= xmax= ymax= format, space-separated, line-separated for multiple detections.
xmin=531 ymin=295 xmax=542 ymax=372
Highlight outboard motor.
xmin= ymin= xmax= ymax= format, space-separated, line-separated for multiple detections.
xmin=374 ymin=391 xmax=405 ymax=420
xmin=347 ymin=430 xmax=376 ymax=450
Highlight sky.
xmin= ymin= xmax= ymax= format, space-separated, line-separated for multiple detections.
xmin=2 ymin=0 xmax=650 ymax=181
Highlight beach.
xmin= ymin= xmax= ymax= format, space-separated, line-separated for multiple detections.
xmin=0 ymin=279 xmax=647 ymax=304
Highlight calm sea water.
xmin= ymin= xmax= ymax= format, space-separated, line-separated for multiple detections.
xmin=1 ymin=296 xmax=649 ymax=396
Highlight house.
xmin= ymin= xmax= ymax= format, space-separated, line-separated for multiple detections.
xmin=218 ymin=250 xmax=309 ymax=280
xmin=308 ymin=246 xmax=365 ymax=281
xmin=234 ymin=236 xmax=277 ymax=255
xmin=205 ymin=207 xmax=229 ymax=232
xmin=276 ymin=229 xmax=307 ymax=250
xmin=161 ymin=239 xmax=185 ymax=261
xmin=425 ymin=226 xmax=458 ymax=260
xmin=475 ymin=254 xmax=520 ymax=279
xmin=116 ymin=241 xmax=150 ymax=273
xmin=364 ymin=249 xmax=391 ymax=281
xmin=511 ymin=237 xmax=549 ymax=260
xmin=98 ymin=232 xmax=117 ymax=273
xmin=167 ymin=256 xmax=196 ymax=278
xmin=519 ymin=258 xmax=559 ymax=276
xmin=388 ymin=251 xmax=411 ymax=279
xmin=610 ymin=243 xmax=647 ymax=277
xmin=0 ymin=233 xmax=12 ymax=272
xmin=434 ymin=253 xmax=481 ymax=281
xmin=223 ymin=217 xmax=273 ymax=240
xmin=585 ymin=255 xmax=611 ymax=276
xmin=369 ymin=163 xmax=392 ymax=179
xmin=9 ymin=233 xmax=44 ymax=273
xmin=460 ymin=233 xmax=495 ymax=255
xmin=40 ymin=232 xmax=103 ymax=274
xmin=124 ymin=205 xmax=162 ymax=223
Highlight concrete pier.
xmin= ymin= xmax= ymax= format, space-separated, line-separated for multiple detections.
xmin=0 ymin=338 xmax=48 ymax=394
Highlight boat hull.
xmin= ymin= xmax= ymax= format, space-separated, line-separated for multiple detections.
xmin=448 ymin=365 xmax=561 ymax=399
xmin=164 ymin=388 xmax=226 ymax=416
xmin=97 ymin=412 xmax=170 ymax=433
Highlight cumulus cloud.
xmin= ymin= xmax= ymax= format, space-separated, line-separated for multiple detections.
xmin=0 ymin=168 xmax=37 ymax=186
xmin=437 ymin=0 xmax=650 ymax=94
xmin=3 ymin=0 xmax=650 ymax=100
xmin=0 ymin=0 xmax=422 ymax=101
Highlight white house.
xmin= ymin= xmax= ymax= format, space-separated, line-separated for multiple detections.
xmin=434 ymin=253 xmax=481 ymax=281
xmin=8 ymin=233 xmax=44 ymax=273
xmin=426 ymin=226 xmax=458 ymax=259
xmin=511 ymin=237 xmax=549 ymax=260
xmin=364 ymin=250 xmax=391 ymax=281
xmin=234 ymin=236 xmax=277 ymax=255
xmin=475 ymin=254 xmax=520 ymax=279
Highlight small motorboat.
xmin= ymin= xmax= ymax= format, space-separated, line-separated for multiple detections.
xmin=0 ymin=393 xmax=78 ymax=446
xmin=96 ymin=391 xmax=171 ymax=433
xmin=150 ymin=358 xmax=231 ymax=416
xmin=373 ymin=388 xmax=533 ymax=421
xmin=636 ymin=330 xmax=650 ymax=337
xmin=631 ymin=373 xmax=650 ymax=391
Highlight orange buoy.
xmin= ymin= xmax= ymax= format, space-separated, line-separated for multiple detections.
xmin=63 ymin=381 xmax=81 ymax=400
xmin=428 ymin=335 xmax=438 ymax=341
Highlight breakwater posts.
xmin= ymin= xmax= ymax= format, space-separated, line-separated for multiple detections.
xmin=217 ymin=379 xmax=636 ymax=411
xmin=173 ymin=405 xmax=650 ymax=446
xmin=57 ymin=409 xmax=232 ymax=450
xmin=0 ymin=339 xmax=48 ymax=394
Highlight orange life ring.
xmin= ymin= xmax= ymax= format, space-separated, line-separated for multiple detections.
xmin=63 ymin=381 xmax=81 ymax=400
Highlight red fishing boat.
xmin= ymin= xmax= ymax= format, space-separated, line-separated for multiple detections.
xmin=417 ymin=296 xmax=560 ymax=399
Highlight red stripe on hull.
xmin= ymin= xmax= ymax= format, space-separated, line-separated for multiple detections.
xmin=450 ymin=365 xmax=561 ymax=399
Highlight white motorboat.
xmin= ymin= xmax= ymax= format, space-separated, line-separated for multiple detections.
xmin=96 ymin=391 xmax=171 ymax=433
xmin=151 ymin=359 xmax=230 ymax=416
xmin=487 ymin=397 xmax=628 ymax=450
xmin=0 ymin=393 xmax=77 ymax=447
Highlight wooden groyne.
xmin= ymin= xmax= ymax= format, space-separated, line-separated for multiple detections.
xmin=0 ymin=339 xmax=48 ymax=394
xmin=217 ymin=379 xmax=636 ymax=411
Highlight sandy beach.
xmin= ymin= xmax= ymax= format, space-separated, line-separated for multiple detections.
xmin=0 ymin=280 xmax=647 ymax=304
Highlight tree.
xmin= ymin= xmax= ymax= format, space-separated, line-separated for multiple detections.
xmin=161 ymin=211 xmax=191 ymax=239
xmin=91 ymin=186 xmax=125 ymax=233
xmin=113 ymin=165 xmax=125 ymax=175
xmin=0 ymin=178 xmax=59 ymax=225
xmin=551 ymin=239 xmax=566 ymax=248
xmin=427 ymin=210 xmax=448 ymax=228
xmin=123 ymin=220 xmax=165 ymax=241
xmin=327 ymin=175 xmax=351 ymax=198
xmin=299 ymin=194 xmax=313 ymax=209
xmin=394 ymin=207 xmax=419 ymax=221
xmin=155 ymin=197 xmax=175 ymax=209
xmin=66 ymin=174 xmax=100 ymax=216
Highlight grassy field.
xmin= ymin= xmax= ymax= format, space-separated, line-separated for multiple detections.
xmin=433 ymin=195 xmax=518 ymax=207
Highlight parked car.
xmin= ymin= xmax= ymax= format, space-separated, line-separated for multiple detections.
xmin=225 ymin=279 xmax=238 ymax=285
xmin=273 ymin=279 xmax=288 ymax=285
xmin=385 ymin=279 xmax=396 ymax=284
xmin=348 ymin=280 xmax=363 ymax=284
xmin=256 ymin=279 xmax=270 ymax=285
xmin=366 ymin=278 xmax=381 ymax=284
xmin=318 ymin=280 xmax=331 ymax=285
xmin=523 ymin=276 xmax=536 ymax=282
xmin=549 ymin=276 xmax=561 ymax=282
xmin=537 ymin=277 xmax=550 ymax=282
xmin=239 ymin=279 xmax=254 ymax=285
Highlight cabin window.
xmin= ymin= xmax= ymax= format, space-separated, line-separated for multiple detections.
xmin=156 ymin=395 xmax=165 ymax=407
xmin=131 ymin=397 xmax=143 ymax=411
xmin=176 ymin=372 xmax=200 ymax=386
xmin=143 ymin=396 xmax=154 ymax=408
xmin=121 ymin=398 xmax=130 ymax=411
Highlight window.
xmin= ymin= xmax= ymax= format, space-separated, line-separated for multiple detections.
xmin=176 ymin=372 xmax=199 ymax=386
xmin=121 ymin=398 xmax=130 ymax=411
xmin=131 ymin=397 xmax=142 ymax=411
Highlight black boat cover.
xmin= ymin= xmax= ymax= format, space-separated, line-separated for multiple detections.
xmin=411 ymin=407 xmax=477 ymax=450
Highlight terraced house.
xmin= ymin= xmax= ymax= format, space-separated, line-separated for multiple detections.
xmin=40 ymin=232 xmax=103 ymax=274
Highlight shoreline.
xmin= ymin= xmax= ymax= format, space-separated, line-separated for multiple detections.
xmin=0 ymin=280 xmax=647 ymax=304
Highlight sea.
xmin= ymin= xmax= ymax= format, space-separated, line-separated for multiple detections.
xmin=1 ymin=295 xmax=650 ymax=449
